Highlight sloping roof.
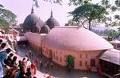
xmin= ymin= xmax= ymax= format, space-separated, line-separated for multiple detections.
xmin=100 ymin=49 xmax=120 ymax=65
xmin=44 ymin=26 xmax=113 ymax=51
xmin=110 ymin=39 xmax=120 ymax=44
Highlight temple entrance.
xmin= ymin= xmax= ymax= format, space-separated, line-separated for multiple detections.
xmin=66 ymin=55 xmax=74 ymax=72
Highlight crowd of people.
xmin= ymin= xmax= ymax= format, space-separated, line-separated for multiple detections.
xmin=0 ymin=39 xmax=38 ymax=78
xmin=0 ymin=39 xmax=55 ymax=78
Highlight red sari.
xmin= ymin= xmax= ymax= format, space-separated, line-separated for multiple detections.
xmin=31 ymin=63 xmax=37 ymax=75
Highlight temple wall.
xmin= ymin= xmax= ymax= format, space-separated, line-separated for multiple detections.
xmin=42 ymin=46 xmax=102 ymax=71
xmin=25 ymin=32 xmax=104 ymax=71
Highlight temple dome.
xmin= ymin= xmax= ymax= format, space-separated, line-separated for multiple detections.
xmin=43 ymin=26 xmax=113 ymax=52
xmin=40 ymin=25 xmax=50 ymax=34
xmin=23 ymin=8 xmax=44 ymax=32
xmin=46 ymin=11 xmax=60 ymax=29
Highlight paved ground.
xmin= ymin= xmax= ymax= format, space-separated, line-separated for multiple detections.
xmin=16 ymin=45 xmax=104 ymax=78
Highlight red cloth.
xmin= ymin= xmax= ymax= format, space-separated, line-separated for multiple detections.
xmin=31 ymin=63 xmax=37 ymax=75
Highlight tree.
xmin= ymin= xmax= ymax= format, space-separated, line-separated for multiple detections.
xmin=43 ymin=0 xmax=62 ymax=5
xmin=67 ymin=19 xmax=79 ymax=26
xmin=101 ymin=0 xmax=109 ymax=5
xmin=70 ymin=3 xmax=107 ymax=30
xmin=69 ymin=0 xmax=92 ymax=6
xmin=106 ymin=29 xmax=120 ymax=39
xmin=0 ymin=4 xmax=16 ymax=28
xmin=101 ymin=0 xmax=110 ymax=8
xmin=0 ymin=18 xmax=9 ymax=27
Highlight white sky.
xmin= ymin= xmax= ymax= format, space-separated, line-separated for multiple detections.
xmin=0 ymin=0 xmax=74 ymax=25
xmin=0 ymin=0 xmax=117 ymax=25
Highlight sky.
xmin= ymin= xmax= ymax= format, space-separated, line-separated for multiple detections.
xmin=0 ymin=0 xmax=75 ymax=25
xmin=0 ymin=0 xmax=116 ymax=25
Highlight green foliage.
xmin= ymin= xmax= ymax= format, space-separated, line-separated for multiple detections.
xmin=101 ymin=0 xmax=109 ymax=6
xmin=70 ymin=4 xmax=107 ymax=21
xmin=67 ymin=19 xmax=79 ymax=26
xmin=43 ymin=0 xmax=62 ymax=5
xmin=70 ymin=3 xmax=107 ymax=29
xmin=106 ymin=29 xmax=120 ymax=39
xmin=69 ymin=0 xmax=92 ymax=6
xmin=101 ymin=0 xmax=110 ymax=8
xmin=0 ymin=18 xmax=9 ymax=27
xmin=0 ymin=4 xmax=16 ymax=28
xmin=68 ymin=0 xmax=120 ymax=27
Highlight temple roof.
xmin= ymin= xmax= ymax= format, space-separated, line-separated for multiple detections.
xmin=23 ymin=7 xmax=44 ymax=32
xmin=100 ymin=49 xmax=120 ymax=65
xmin=40 ymin=25 xmax=50 ymax=34
xmin=46 ymin=11 xmax=60 ymax=29
xmin=43 ymin=26 xmax=113 ymax=52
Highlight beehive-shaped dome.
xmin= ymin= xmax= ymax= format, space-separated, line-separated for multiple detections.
xmin=23 ymin=7 xmax=44 ymax=33
xmin=46 ymin=11 xmax=60 ymax=29
xmin=40 ymin=25 xmax=50 ymax=34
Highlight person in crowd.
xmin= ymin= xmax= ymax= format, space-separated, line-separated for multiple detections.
xmin=34 ymin=58 xmax=39 ymax=68
xmin=28 ymin=50 xmax=33 ymax=60
xmin=0 ymin=48 xmax=11 ymax=78
xmin=0 ymin=43 xmax=6 ymax=51
xmin=25 ymin=68 xmax=32 ymax=78
xmin=0 ymin=39 xmax=3 ymax=44
xmin=0 ymin=62 xmax=4 ymax=78
xmin=18 ymin=60 xmax=23 ymax=70
xmin=25 ymin=53 xmax=29 ymax=58
xmin=22 ymin=58 xmax=27 ymax=65
xmin=39 ymin=60 xmax=43 ymax=69
xmin=0 ymin=48 xmax=11 ymax=66
xmin=44 ymin=60 xmax=49 ymax=70
xmin=4 ymin=53 xmax=14 ymax=66
xmin=30 ymin=63 xmax=37 ymax=76
xmin=50 ymin=62 xmax=54 ymax=69
xmin=26 ymin=58 xmax=31 ymax=69
xmin=16 ymin=66 xmax=26 ymax=78
xmin=22 ymin=57 xmax=28 ymax=71
xmin=3 ymin=67 xmax=18 ymax=78
xmin=11 ymin=56 xmax=17 ymax=67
